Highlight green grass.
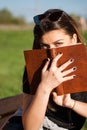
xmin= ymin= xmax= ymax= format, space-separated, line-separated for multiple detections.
xmin=82 ymin=120 xmax=87 ymax=130
xmin=0 ymin=30 xmax=87 ymax=130
xmin=0 ymin=30 xmax=33 ymax=98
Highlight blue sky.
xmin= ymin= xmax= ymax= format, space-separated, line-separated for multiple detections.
xmin=0 ymin=0 xmax=87 ymax=22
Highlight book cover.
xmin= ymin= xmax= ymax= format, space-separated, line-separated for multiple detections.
xmin=24 ymin=43 xmax=87 ymax=95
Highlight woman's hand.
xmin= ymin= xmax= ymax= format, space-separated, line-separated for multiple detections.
xmin=40 ymin=52 xmax=76 ymax=93
xmin=52 ymin=92 xmax=75 ymax=109
xmin=53 ymin=92 xmax=87 ymax=118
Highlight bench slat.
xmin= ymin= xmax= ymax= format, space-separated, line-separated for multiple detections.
xmin=0 ymin=115 xmax=12 ymax=129
xmin=0 ymin=94 xmax=23 ymax=116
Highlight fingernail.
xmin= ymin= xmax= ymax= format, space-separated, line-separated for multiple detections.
xmin=47 ymin=58 xmax=50 ymax=61
xmin=73 ymin=67 xmax=77 ymax=71
xmin=70 ymin=58 xmax=74 ymax=62
xmin=59 ymin=52 xmax=63 ymax=55
xmin=73 ymin=75 xmax=76 ymax=78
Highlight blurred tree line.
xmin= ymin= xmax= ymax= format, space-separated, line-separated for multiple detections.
xmin=0 ymin=8 xmax=86 ymax=30
xmin=0 ymin=8 xmax=26 ymax=24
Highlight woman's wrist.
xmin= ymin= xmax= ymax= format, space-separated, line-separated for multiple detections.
xmin=37 ymin=82 xmax=52 ymax=96
xmin=69 ymin=99 xmax=76 ymax=109
xmin=71 ymin=100 xmax=76 ymax=110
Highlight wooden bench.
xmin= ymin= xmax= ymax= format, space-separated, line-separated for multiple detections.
xmin=0 ymin=94 xmax=23 ymax=129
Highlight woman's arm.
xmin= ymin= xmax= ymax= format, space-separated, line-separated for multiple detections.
xmin=22 ymin=84 xmax=51 ymax=130
xmin=22 ymin=59 xmax=53 ymax=130
xmin=22 ymin=54 xmax=75 ymax=130
xmin=71 ymin=98 xmax=87 ymax=118
xmin=53 ymin=93 xmax=87 ymax=118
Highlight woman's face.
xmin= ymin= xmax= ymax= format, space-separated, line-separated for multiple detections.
xmin=40 ymin=29 xmax=77 ymax=49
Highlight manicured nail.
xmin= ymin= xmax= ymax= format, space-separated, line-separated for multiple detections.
xmin=70 ymin=58 xmax=74 ymax=62
xmin=59 ymin=52 xmax=63 ymax=55
xmin=73 ymin=75 xmax=76 ymax=78
xmin=73 ymin=67 xmax=77 ymax=71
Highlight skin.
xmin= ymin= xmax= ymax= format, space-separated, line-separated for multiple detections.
xmin=40 ymin=29 xmax=77 ymax=49
xmin=53 ymin=93 xmax=87 ymax=118
xmin=22 ymin=29 xmax=78 ymax=130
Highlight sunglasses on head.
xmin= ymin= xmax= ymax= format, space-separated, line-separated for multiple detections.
xmin=33 ymin=11 xmax=63 ymax=25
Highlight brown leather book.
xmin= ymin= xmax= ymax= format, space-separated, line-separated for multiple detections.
xmin=24 ymin=43 xmax=87 ymax=95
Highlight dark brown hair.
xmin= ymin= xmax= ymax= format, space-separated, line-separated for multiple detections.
xmin=33 ymin=9 xmax=83 ymax=49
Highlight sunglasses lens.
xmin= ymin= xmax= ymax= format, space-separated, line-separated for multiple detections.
xmin=49 ymin=11 xmax=63 ymax=21
xmin=34 ymin=11 xmax=63 ymax=25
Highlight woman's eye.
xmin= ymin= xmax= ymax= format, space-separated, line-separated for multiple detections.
xmin=55 ymin=42 xmax=63 ymax=47
xmin=40 ymin=44 xmax=47 ymax=49
xmin=40 ymin=43 xmax=49 ymax=49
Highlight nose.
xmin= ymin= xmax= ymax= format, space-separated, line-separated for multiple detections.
xmin=49 ymin=44 xmax=56 ymax=49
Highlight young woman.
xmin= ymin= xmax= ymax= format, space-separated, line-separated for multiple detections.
xmin=22 ymin=9 xmax=87 ymax=130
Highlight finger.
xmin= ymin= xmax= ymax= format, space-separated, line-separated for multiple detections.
xmin=53 ymin=91 xmax=57 ymax=97
xmin=63 ymin=93 xmax=71 ymax=99
xmin=63 ymin=74 xmax=76 ymax=82
xmin=52 ymin=92 xmax=58 ymax=102
xmin=52 ymin=92 xmax=63 ymax=106
xmin=42 ymin=58 xmax=50 ymax=73
xmin=59 ymin=58 xmax=74 ymax=71
xmin=50 ymin=53 xmax=63 ymax=68
xmin=62 ymin=67 xmax=77 ymax=77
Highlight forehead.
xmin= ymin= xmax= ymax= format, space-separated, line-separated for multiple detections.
xmin=41 ymin=29 xmax=67 ymax=42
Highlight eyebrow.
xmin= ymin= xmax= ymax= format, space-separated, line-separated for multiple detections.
xmin=40 ymin=42 xmax=50 ymax=48
xmin=53 ymin=39 xmax=63 ymax=44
